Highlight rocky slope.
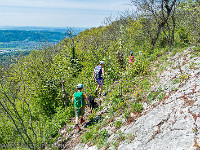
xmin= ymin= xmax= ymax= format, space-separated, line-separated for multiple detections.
xmin=119 ymin=47 xmax=200 ymax=150
xmin=60 ymin=47 xmax=200 ymax=150
xmin=117 ymin=47 xmax=200 ymax=150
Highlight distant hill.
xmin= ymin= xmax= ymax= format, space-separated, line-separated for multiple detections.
xmin=0 ymin=26 xmax=89 ymax=42
xmin=0 ymin=30 xmax=65 ymax=42
xmin=0 ymin=27 xmax=89 ymax=65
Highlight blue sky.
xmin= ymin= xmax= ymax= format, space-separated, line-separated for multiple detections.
xmin=0 ymin=0 xmax=134 ymax=27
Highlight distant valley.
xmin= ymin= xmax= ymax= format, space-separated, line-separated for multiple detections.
xmin=0 ymin=26 xmax=89 ymax=51
xmin=0 ymin=26 xmax=89 ymax=66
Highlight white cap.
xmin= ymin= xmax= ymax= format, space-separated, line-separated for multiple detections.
xmin=99 ymin=61 xmax=104 ymax=64
xmin=76 ymin=83 xmax=83 ymax=89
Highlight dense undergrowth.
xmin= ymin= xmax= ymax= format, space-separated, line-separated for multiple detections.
xmin=0 ymin=1 xmax=200 ymax=149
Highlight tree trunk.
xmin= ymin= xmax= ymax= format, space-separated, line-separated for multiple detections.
xmin=151 ymin=0 xmax=177 ymax=50
xmin=171 ymin=8 xmax=176 ymax=45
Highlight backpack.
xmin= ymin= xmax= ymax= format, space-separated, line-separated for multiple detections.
xmin=94 ymin=66 xmax=102 ymax=79
xmin=73 ymin=92 xmax=84 ymax=109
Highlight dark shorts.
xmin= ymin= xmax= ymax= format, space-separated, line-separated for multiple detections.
xmin=96 ymin=79 xmax=104 ymax=85
xmin=75 ymin=107 xmax=85 ymax=117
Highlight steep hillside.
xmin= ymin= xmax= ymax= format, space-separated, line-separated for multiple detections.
xmin=1 ymin=1 xmax=200 ymax=149
xmin=117 ymin=47 xmax=200 ymax=150
xmin=56 ymin=47 xmax=200 ymax=150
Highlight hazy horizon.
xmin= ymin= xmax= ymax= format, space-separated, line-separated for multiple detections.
xmin=0 ymin=0 xmax=134 ymax=28
xmin=0 ymin=25 xmax=91 ymax=28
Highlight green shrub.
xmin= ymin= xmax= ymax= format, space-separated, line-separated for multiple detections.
xmin=124 ymin=110 xmax=130 ymax=119
xmin=147 ymin=91 xmax=162 ymax=102
xmin=81 ymin=127 xmax=109 ymax=149
xmin=130 ymin=103 xmax=143 ymax=113
xmin=178 ymin=28 xmax=189 ymax=44
xmin=130 ymin=52 xmax=150 ymax=76
xmin=43 ymin=106 xmax=74 ymax=144
xmin=115 ymin=121 xmax=123 ymax=128
xmin=158 ymin=93 xmax=166 ymax=100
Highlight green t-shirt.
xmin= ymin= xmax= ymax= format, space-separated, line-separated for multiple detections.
xmin=73 ymin=92 xmax=86 ymax=109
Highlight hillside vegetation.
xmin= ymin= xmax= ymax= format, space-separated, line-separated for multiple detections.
xmin=75 ymin=46 xmax=200 ymax=150
xmin=0 ymin=1 xmax=200 ymax=149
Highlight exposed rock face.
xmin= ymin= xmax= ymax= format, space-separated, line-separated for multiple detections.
xmin=118 ymin=47 xmax=200 ymax=150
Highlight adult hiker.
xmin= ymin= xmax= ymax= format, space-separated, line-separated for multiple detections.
xmin=93 ymin=61 xmax=105 ymax=96
xmin=128 ymin=51 xmax=134 ymax=64
xmin=72 ymin=83 xmax=88 ymax=131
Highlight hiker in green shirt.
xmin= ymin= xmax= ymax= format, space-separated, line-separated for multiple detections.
xmin=72 ymin=84 xmax=88 ymax=131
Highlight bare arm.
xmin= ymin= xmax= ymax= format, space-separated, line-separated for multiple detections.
xmin=102 ymin=68 xmax=104 ymax=76
xmin=83 ymin=94 xmax=88 ymax=103
xmin=93 ymin=69 xmax=96 ymax=81
xmin=72 ymin=95 xmax=74 ymax=103
xmin=102 ymin=68 xmax=105 ymax=78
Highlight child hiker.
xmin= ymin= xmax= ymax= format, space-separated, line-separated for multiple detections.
xmin=128 ymin=51 xmax=134 ymax=64
xmin=72 ymin=83 xmax=88 ymax=131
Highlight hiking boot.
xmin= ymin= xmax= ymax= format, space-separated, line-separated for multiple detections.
xmin=95 ymin=90 xmax=98 ymax=95
xmin=75 ymin=124 xmax=80 ymax=131
xmin=80 ymin=118 xmax=85 ymax=124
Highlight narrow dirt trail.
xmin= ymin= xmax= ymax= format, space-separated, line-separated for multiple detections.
xmin=55 ymin=96 xmax=105 ymax=150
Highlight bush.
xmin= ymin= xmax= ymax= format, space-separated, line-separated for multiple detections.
xmin=130 ymin=103 xmax=143 ymax=113
xmin=81 ymin=126 xmax=109 ymax=149
xmin=130 ymin=52 xmax=150 ymax=76
xmin=115 ymin=121 xmax=123 ymax=128
xmin=43 ymin=106 xmax=74 ymax=144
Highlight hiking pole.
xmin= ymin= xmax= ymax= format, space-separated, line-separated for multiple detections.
xmin=61 ymin=79 xmax=67 ymax=111
xmin=88 ymin=77 xmax=92 ymax=93
xmin=120 ymin=75 xmax=122 ymax=101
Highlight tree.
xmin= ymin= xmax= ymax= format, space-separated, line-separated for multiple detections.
xmin=131 ymin=0 xmax=179 ymax=50
xmin=176 ymin=1 xmax=200 ymax=44
xmin=63 ymin=28 xmax=83 ymax=77
xmin=0 ymin=79 xmax=37 ymax=149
